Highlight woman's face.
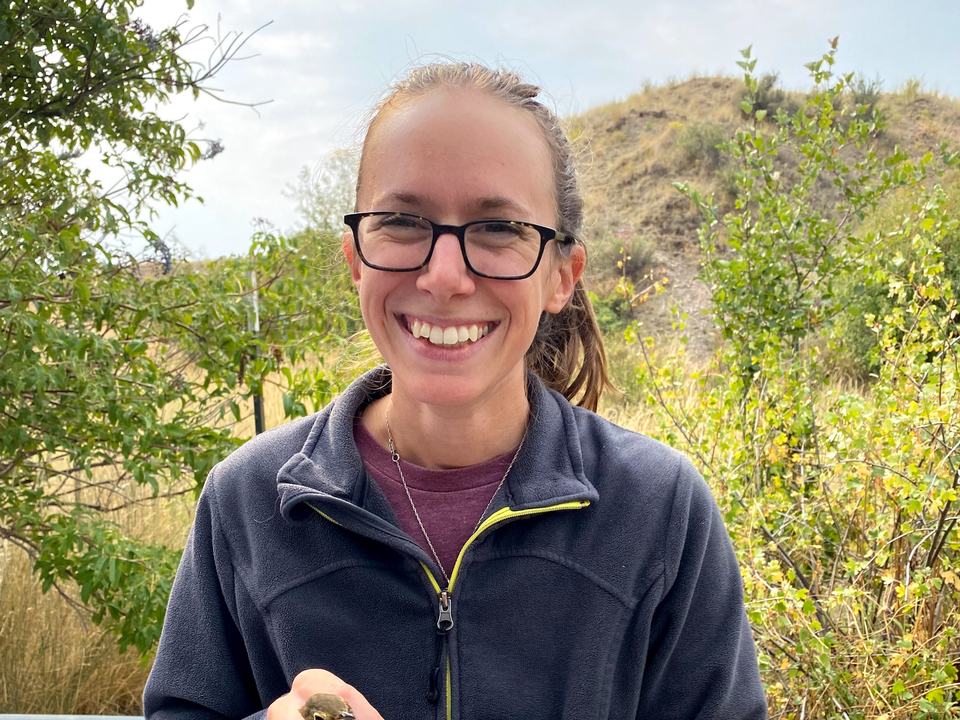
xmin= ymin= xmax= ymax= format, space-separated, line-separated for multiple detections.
xmin=344 ymin=88 xmax=584 ymax=411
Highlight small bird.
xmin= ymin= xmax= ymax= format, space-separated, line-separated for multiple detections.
xmin=299 ymin=693 xmax=356 ymax=720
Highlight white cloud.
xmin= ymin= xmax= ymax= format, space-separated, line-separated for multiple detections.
xmin=131 ymin=0 xmax=960 ymax=258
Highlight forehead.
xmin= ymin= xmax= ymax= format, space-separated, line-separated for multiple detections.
xmin=359 ymin=88 xmax=556 ymax=222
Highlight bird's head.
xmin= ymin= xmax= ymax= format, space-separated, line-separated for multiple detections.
xmin=298 ymin=693 xmax=356 ymax=720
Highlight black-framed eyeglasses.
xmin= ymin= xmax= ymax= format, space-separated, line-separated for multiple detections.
xmin=343 ymin=211 xmax=575 ymax=280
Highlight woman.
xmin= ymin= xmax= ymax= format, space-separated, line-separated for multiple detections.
xmin=144 ymin=63 xmax=767 ymax=720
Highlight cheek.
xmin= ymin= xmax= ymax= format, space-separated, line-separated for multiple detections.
xmin=507 ymin=283 xmax=550 ymax=334
xmin=354 ymin=270 xmax=391 ymax=322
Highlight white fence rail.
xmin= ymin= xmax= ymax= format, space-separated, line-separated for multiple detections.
xmin=0 ymin=713 xmax=143 ymax=720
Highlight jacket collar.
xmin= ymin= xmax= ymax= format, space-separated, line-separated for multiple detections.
xmin=276 ymin=366 xmax=598 ymax=519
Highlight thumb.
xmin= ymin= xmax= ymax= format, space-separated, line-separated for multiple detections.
xmin=282 ymin=669 xmax=385 ymax=720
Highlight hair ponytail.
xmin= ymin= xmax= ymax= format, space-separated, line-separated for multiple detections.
xmin=526 ymin=278 xmax=611 ymax=412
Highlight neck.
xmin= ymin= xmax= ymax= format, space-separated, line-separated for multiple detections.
xmin=362 ymin=375 xmax=530 ymax=470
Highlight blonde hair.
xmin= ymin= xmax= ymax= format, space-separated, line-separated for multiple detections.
xmin=356 ymin=62 xmax=612 ymax=411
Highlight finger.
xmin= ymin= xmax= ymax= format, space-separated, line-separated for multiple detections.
xmin=288 ymin=669 xmax=385 ymax=720
xmin=289 ymin=668 xmax=345 ymax=703
xmin=268 ymin=669 xmax=342 ymax=720
xmin=335 ymin=683 xmax=385 ymax=720
xmin=265 ymin=690 xmax=307 ymax=720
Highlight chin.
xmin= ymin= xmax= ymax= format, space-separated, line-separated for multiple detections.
xmin=389 ymin=360 xmax=528 ymax=411
xmin=401 ymin=373 xmax=489 ymax=408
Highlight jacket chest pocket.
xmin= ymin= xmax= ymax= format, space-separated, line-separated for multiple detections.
xmin=263 ymin=563 xmax=442 ymax=719
xmin=452 ymin=554 xmax=636 ymax=720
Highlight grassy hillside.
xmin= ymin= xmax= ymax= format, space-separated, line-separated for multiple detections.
xmin=571 ymin=74 xmax=960 ymax=356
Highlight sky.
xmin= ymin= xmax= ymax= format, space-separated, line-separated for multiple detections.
xmin=135 ymin=0 xmax=960 ymax=259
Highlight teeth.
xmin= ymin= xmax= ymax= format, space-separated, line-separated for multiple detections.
xmin=408 ymin=318 xmax=491 ymax=346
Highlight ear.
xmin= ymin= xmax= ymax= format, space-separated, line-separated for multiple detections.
xmin=343 ymin=231 xmax=362 ymax=287
xmin=543 ymin=245 xmax=585 ymax=314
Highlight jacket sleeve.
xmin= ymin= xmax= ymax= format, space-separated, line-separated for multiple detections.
xmin=636 ymin=460 xmax=768 ymax=719
xmin=143 ymin=466 xmax=268 ymax=720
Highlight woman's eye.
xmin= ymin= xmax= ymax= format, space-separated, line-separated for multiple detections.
xmin=379 ymin=214 xmax=420 ymax=228
xmin=478 ymin=221 xmax=522 ymax=236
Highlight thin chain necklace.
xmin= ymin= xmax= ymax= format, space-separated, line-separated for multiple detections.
xmin=385 ymin=407 xmax=527 ymax=587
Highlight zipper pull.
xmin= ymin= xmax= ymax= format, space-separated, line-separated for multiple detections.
xmin=429 ymin=591 xmax=453 ymax=704
xmin=437 ymin=589 xmax=453 ymax=631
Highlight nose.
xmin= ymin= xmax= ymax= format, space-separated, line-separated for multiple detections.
xmin=415 ymin=231 xmax=476 ymax=299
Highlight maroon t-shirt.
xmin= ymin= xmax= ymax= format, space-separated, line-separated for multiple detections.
xmin=354 ymin=418 xmax=518 ymax=580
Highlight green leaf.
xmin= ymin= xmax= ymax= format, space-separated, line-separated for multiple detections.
xmin=125 ymin=339 xmax=148 ymax=357
xmin=75 ymin=278 xmax=90 ymax=303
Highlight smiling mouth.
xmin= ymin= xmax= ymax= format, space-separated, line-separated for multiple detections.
xmin=402 ymin=315 xmax=494 ymax=347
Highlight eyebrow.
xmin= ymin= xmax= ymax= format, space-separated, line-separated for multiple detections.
xmin=378 ymin=191 xmax=424 ymax=208
xmin=375 ymin=192 xmax=532 ymax=219
xmin=475 ymin=195 xmax=532 ymax=217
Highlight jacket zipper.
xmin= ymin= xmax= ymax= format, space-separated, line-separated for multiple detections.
xmin=309 ymin=498 xmax=590 ymax=720
xmin=427 ymin=589 xmax=453 ymax=704
xmin=419 ymin=499 xmax=590 ymax=720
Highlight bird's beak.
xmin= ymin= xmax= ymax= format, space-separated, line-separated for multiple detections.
xmin=339 ymin=713 xmax=356 ymax=720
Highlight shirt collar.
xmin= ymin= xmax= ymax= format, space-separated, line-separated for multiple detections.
xmin=276 ymin=365 xmax=598 ymax=517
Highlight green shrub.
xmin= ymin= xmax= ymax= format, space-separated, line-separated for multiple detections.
xmin=898 ymin=77 xmax=924 ymax=103
xmin=676 ymin=122 xmax=728 ymax=172
xmin=588 ymin=289 xmax=633 ymax=334
xmin=588 ymin=228 xmax=655 ymax=287
xmin=754 ymin=71 xmax=786 ymax=112
xmin=740 ymin=70 xmax=801 ymax=119
xmin=850 ymin=72 xmax=883 ymax=116
xmin=655 ymin=43 xmax=960 ymax=718
xmin=830 ymin=175 xmax=960 ymax=377
xmin=0 ymin=0 xmax=355 ymax=657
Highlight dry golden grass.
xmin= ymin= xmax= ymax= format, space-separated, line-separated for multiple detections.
xmin=0 ymin=365 xmax=322 ymax=714
xmin=0 ymin=546 xmax=151 ymax=714
xmin=0 ymin=493 xmax=196 ymax=714
xmin=574 ymin=75 xmax=960 ymax=286
xmin=0 ymin=335 xmax=395 ymax=715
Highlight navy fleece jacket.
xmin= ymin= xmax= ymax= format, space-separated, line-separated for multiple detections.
xmin=143 ymin=367 xmax=767 ymax=720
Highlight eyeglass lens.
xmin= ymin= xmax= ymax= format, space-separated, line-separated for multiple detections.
xmin=356 ymin=214 xmax=543 ymax=278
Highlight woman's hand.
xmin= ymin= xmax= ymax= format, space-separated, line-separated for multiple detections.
xmin=266 ymin=669 xmax=385 ymax=720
